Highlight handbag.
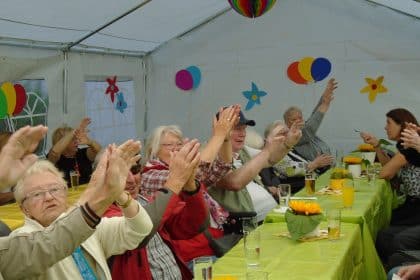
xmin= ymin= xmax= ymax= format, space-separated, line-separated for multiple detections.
xmin=203 ymin=230 xmax=242 ymax=257
xmin=203 ymin=211 xmax=257 ymax=257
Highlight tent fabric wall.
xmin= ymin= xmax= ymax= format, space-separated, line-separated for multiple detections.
xmin=146 ymin=0 xmax=420 ymax=154
xmin=0 ymin=45 xmax=145 ymax=149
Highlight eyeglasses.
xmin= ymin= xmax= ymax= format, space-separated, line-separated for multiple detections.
xmin=22 ymin=184 xmax=67 ymax=204
xmin=161 ymin=142 xmax=183 ymax=149
xmin=130 ymin=163 xmax=142 ymax=175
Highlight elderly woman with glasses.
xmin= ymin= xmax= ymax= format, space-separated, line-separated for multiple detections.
xmin=104 ymin=140 xmax=208 ymax=280
xmin=141 ymin=106 xmax=239 ymax=263
xmin=10 ymin=141 xmax=153 ymax=280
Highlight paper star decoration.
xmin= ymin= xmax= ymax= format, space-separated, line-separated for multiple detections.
xmin=115 ymin=92 xmax=127 ymax=113
xmin=105 ymin=76 xmax=119 ymax=103
xmin=360 ymin=76 xmax=388 ymax=103
xmin=242 ymin=82 xmax=267 ymax=111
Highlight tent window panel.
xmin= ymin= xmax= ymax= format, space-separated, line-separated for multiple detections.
xmin=84 ymin=80 xmax=136 ymax=147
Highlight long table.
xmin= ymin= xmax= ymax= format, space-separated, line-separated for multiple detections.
xmin=0 ymin=185 xmax=86 ymax=230
xmin=262 ymin=171 xmax=394 ymax=279
xmin=213 ymin=222 xmax=364 ymax=279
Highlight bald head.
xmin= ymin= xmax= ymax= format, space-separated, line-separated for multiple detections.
xmin=283 ymin=106 xmax=303 ymax=128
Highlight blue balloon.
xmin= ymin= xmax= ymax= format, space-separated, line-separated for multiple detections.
xmin=311 ymin=57 xmax=331 ymax=82
xmin=186 ymin=66 xmax=201 ymax=89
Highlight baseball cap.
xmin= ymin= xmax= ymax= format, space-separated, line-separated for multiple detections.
xmin=238 ymin=110 xmax=256 ymax=126
xmin=216 ymin=108 xmax=256 ymax=127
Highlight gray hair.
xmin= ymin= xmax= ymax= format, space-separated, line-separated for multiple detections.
xmin=144 ymin=125 xmax=183 ymax=163
xmin=245 ymin=128 xmax=264 ymax=149
xmin=14 ymin=160 xmax=67 ymax=205
xmin=264 ymin=120 xmax=286 ymax=138
xmin=283 ymin=106 xmax=302 ymax=123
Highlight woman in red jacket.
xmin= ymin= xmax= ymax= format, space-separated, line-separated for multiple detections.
xmin=105 ymin=140 xmax=208 ymax=280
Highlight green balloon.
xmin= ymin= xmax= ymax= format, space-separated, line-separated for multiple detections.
xmin=0 ymin=89 xmax=8 ymax=119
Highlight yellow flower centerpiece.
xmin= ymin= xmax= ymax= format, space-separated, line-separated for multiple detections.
xmin=357 ymin=144 xmax=376 ymax=165
xmin=285 ymin=201 xmax=323 ymax=240
xmin=330 ymin=168 xmax=353 ymax=190
xmin=358 ymin=143 xmax=375 ymax=152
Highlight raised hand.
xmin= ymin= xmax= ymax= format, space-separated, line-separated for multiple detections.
xmin=78 ymin=117 xmax=91 ymax=132
xmin=401 ymin=127 xmax=420 ymax=152
xmin=165 ymin=139 xmax=201 ymax=194
xmin=78 ymin=140 xmax=141 ymax=215
xmin=321 ymin=78 xmax=338 ymax=105
xmin=286 ymin=121 xmax=303 ymax=148
xmin=0 ymin=125 xmax=48 ymax=190
xmin=213 ymin=105 xmax=240 ymax=139
xmin=75 ymin=118 xmax=92 ymax=145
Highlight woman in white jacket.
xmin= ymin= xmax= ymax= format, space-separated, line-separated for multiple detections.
xmin=10 ymin=142 xmax=153 ymax=280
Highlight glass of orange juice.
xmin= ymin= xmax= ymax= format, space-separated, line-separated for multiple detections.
xmin=342 ymin=179 xmax=355 ymax=209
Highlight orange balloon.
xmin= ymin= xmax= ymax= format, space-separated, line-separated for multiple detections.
xmin=287 ymin=62 xmax=307 ymax=84
xmin=1 ymin=82 xmax=16 ymax=116
xmin=298 ymin=57 xmax=315 ymax=82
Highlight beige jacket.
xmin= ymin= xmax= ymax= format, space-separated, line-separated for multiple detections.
xmin=0 ymin=208 xmax=95 ymax=279
xmin=7 ymin=202 xmax=152 ymax=280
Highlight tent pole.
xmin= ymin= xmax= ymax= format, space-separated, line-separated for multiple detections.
xmin=63 ymin=0 xmax=151 ymax=51
xmin=63 ymin=51 xmax=69 ymax=114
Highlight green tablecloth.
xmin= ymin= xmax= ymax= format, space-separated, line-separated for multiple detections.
xmin=264 ymin=171 xmax=394 ymax=279
xmin=213 ymin=223 xmax=363 ymax=279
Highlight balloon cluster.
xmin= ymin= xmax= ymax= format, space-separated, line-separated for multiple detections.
xmin=287 ymin=57 xmax=332 ymax=85
xmin=228 ymin=0 xmax=276 ymax=18
xmin=0 ymin=82 xmax=27 ymax=119
xmin=175 ymin=66 xmax=201 ymax=91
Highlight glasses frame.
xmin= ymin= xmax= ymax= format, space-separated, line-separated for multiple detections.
xmin=160 ymin=142 xmax=183 ymax=150
xmin=22 ymin=184 xmax=67 ymax=204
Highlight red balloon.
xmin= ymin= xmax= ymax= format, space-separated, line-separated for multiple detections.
xmin=13 ymin=84 xmax=27 ymax=115
xmin=287 ymin=62 xmax=307 ymax=84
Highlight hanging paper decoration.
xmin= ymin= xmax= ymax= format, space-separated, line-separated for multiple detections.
xmin=360 ymin=76 xmax=388 ymax=103
xmin=115 ymin=92 xmax=127 ymax=113
xmin=105 ymin=76 xmax=119 ymax=103
xmin=228 ymin=0 xmax=277 ymax=18
xmin=175 ymin=66 xmax=201 ymax=91
xmin=242 ymin=82 xmax=267 ymax=111
xmin=0 ymin=82 xmax=27 ymax=119
xmin=287 ymin=57 xmax=332 ymax=85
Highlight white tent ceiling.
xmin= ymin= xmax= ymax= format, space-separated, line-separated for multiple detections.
xmin=0 ymin=0 xmax=418 ymax=57
xmin=0 ymin=0 xmax=230 ymax=56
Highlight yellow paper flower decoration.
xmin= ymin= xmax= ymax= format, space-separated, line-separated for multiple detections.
xmin=358 ymin=143 xmax=375 ymax=152
xmin=289 ymin=201 xmax=322 ymax=216
xmin=343 ymin=156 xmax=362 ymax=164
xmin=360 ymin=76 xmax=388 ymax=103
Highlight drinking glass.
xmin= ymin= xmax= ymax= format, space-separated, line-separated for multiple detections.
xmin=276 ymin=184 xmax=291 ymax=211
xmin=327 ymin=208 xmax=341 ymax=241
xmin=305 ymin=172 xmax=316 ymax=195
xmin=70 ymin=170 xmax=80 ymax=190
xmin=347 ymin=164 xmax=361 ymax=179
xmin=193 ymin=256 xmax=213 ymax=280
xmin=242 ymin=217 xmax=260 ymax=268
xmin=342 ymin=179 xmax=355 ymax=209
xmin=366 ymin=165 xmax=376 ymax=184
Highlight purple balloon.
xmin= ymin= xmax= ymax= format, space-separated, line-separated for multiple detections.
xmin=175 ymin=69 xmax=193 ymax=91
xmin=311 ymin=57 xmax=332 ymax=82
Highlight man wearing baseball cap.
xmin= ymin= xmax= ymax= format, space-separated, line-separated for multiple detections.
xmin=209 ymin=109 xmax=302 ymax=222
